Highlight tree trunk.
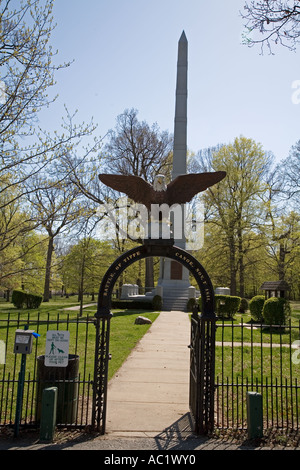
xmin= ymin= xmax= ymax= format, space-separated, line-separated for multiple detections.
xmin=237 ymin=224 xmax=245 ymax=298
xmin=43 ymin=235 xmax=54 ymax=302
xmin=278 ymin=242 xmax=286 ymax=280
xmin=229 ymin=235 xmax=237 ymax=296
xmin=238 ymin=254 xmax=245 ymax=298
xmin=145 ymin=257 xmax=154 ymax=292
xmin=78 ymin=254 xmax=86 ymax=316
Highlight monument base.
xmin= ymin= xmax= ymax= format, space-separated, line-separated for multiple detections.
xmin=157 ymin=257 xmax=194 ymax=311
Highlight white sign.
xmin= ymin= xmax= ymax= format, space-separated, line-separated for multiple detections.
xmin=15 ymin=335 xmax=30 ymax=344
xmin=0 ymin=340 xmax=5 ymax=364
xmin=45 ymin=331 xmax=70 ymax=367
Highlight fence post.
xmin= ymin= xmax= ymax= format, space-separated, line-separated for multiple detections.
xmin=246 ymin=391 xmax=263 ymax=439
xmin=39 ymin=387 xmax=58 ymax=442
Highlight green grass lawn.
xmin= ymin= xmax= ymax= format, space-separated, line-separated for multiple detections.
xmin=1 ymin=296 xmax=299 ymax=383
xmin=0 ymin=295 xmax=159 ymax=382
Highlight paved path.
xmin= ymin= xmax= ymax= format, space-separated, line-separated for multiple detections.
xmin=106 ymin=310 xmax=191 ymax=437
xmin=63 ymin=303 xmax=96 ymax=311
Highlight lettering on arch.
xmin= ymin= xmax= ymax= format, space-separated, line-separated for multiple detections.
xmin=96 ymin=244 xmax=215 ymax=318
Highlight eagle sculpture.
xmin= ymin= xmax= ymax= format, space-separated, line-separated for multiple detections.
xmin=98 ymin=172 xmax=226 ymax=210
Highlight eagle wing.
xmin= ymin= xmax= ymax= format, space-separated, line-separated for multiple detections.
xmin=166 ymin=171 xmax=226 ymax=205
xmin=98 ymin=174 xmax=156 ymax=209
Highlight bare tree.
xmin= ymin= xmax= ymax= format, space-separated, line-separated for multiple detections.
xmin=104 ymin=108 xmax=173 ymax=181
xmin=104 ymin=108 xmax=173 ymax=289
xmin=63 ymin=109 xmax=173 ymax=290
xmin=241 ymin=0 xmax=300 ymax=52
xmin=0 ymin=0 xmax=72 ymax=201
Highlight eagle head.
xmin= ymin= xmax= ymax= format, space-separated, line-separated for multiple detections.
xmin=153 ymin=174 xmax=167 ymax=192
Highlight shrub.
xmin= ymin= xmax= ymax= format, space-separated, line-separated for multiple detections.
xmin=187 ymin=297 xmax=197 ymax=312
xmin=12 ymin=290 xmax=27 ymax=309
xmin=215 ymin=295 xmax=241 ymax=319
xmin=26 ymin=293 xmax=43 ymax=309
xmin=111 ymin=299 xmax=153 ymax=310
xmin=152 ymin=295 xmax=162 ymax=311
xmin=239 ymin=298 xmax=249 ymax=313
xmin=262 ymin=297 xmax=291 ymax=325
xmin=249 ymin=295 xmax=265 ymax=321
xmin=12 ymin=290 xmax=43 ymax=309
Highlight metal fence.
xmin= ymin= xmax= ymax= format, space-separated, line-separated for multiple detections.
xmin=214 ymin=319 xmax=300 ymax=431
xmin=0 ymin=312 xmax=95 ymax=430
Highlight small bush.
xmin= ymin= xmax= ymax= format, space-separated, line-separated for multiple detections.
xmin=263 ymin=297 xmax=291 ymax=325
xmin=12 ymin=290 xmax=27 ymax=309
xmin=239 ymin=298 xmax=249 ymax=313
xmin=249 ymin=295 xmax=265 ymax=321
xmin=26 ymin=293 xmax=43 ymax=309
xmin=215 ymin=295 xmax=241 ymax=319
xmin=152 ymin=295 xmax=162 ymax=311
xmin=12 ymin=290 xmax=43 ymax=309
xmin=187 ymin=297 xmax=197 ymax=312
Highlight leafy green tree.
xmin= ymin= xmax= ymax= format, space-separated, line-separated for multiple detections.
xmin=265 ymin=211 xmax=300 ymax=293
xmin=196 ymin=136 xmax=272 ymax=296
xmin=61 ymin=238 xmax=114 ymax=314
xmin=280 ymin=140 xmax=300 ymax=206
xmin=26 ymin=173 xmax=86 ymax=302
xmin=19 ymin=231 xmax=48 ymax=295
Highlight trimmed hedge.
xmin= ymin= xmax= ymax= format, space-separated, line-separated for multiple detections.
xmin=215 ymin=295 xmax=241 ymax=319
xmin=111 ymin=295 xmax=162 ymax=311
xmin=249 ymin=295 xmax=265 ymax=321
xmin=111 ymin=299 xmax=153 ymax=310
xmin=239 ymin=298 xmax=249 ymax=313
xmin=26 ymin=293 xmax=43 ymax=309
xmin=198 ymin=295 xmax=241 ymax=318
xmin=262 ymin=297 xmax=291 ymax=325
xmin=12 ymin=290 xmax=43 ymax=309
xmin=12 ymin=290 xmax=27 ymax=309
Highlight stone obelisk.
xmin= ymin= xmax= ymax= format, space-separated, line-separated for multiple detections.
xmin=172 ymin=30 xmax=188 ymax=183
xmin=172 ymin=30 xmax=188 ymax=252
xmin=156 ymin=31 xmax=191 ymax=310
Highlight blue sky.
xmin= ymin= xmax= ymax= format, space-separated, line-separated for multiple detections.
xmin=39 ymin=0 xmax=300 ymax=163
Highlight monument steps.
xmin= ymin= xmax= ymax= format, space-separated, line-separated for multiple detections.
xmin=162 ymin=287 xmax=189 ymax=312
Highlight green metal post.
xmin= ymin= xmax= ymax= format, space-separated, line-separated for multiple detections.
xmin=246 ymin=391 xmax=263 ymax=439
xmin=39 ymin=387 xmax=58 ymax=442
xmin=14 ymin=326 xmax=28 ymax=438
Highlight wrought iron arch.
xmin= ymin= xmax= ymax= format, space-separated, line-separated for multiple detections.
xmin=92 ymin=242 xmax=216 ymax=434
xmin=96 ymin=242 xmax=215 ymax=317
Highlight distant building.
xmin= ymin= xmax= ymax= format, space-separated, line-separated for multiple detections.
xmin=260 ymin=281 xmax=290 ymax=299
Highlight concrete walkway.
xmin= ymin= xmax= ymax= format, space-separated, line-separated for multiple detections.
xmin=106 ymin=310 xmax=192 ymax=437
xmin=63 ymin=303 xmax=96 ymax=310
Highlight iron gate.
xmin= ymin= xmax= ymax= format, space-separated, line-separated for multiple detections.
xmin=189 ymin=307 xmax=216 ymax=434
